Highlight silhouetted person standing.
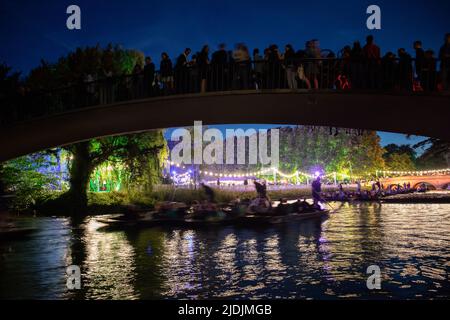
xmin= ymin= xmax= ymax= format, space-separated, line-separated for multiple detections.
xmin=422 ymin=50 xmax=437 ymax=92
xmin=268 ymin=44 xmax=283 ymax=89
xmin=174 ymin=48 xmax=191 ymax=93
xmin=363 ymin=35 xmax=381 ymax=89
xmin=311 ymin=176 xmax=322 ymax=208
xmin=197 ymin=45 xmax=210 ymax=93
xmin=381 ymin=52 xmax=397 ymax=90
xmin=143 ymin=56 xmax=155 ymax=97
xmin=284 ymin=44 xmax=297 ymax=89
xmin=160 ymin=52 xmax=174 ymax=94
xmin=350 ymin=41 xmax=364 ymax=89
xmin=232 ymin=43 xmax=251 ymax=89
xmin=413 ymin=41 xmax=425 ymax=83
xmin=211 ymin=44 xmax=228 ymax=91
xmin=253 ymin=48 xmax=264 ymax=89
xmin=397 ymin=48 xmax=413 ymax=91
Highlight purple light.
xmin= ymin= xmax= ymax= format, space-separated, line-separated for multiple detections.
xmin=314 ymin=171 xmax=321 ymax=177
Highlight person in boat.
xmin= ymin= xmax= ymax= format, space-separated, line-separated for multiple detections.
xmin=417 ymin=183 xmax=427 ymax=193
xmin=337 ymin=183 xmax=347 ymax=201
xmin=375 ymin=181 xmax=382 ymax=192
xmin=274 ymin=198 xmax=290 ymax=215
xmin=311 ymin=176 xmax=322 ymax=209
xmin=231 ymin=196 xmax=241 ymax=205
xmin=122 ymin=204 xmax=144 ymax=220
xmin=155 ymin=201 xmax=189 ymax=219
xmin=198 ymin=183 xmax=218 ymax=213
xmin=248 ymin=180 xmax=272 ymax=213
xmin=371 ymin=182 xmax=377 ymax=192
xmin=296 ymin=198 xmax=315 ymax=213
xmin=360 ymin=190 xmax=369 ymax=200
xmin=201 ymin=183 xmax=215 ymax=202
xmin=192 ymin=200 xmax=202 ymax=212
xmin=254 ymin=180 xmax=268 ymax=199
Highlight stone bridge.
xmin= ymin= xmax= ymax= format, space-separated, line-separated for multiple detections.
xmin=380 ymin=175 xmax=450 ymax=190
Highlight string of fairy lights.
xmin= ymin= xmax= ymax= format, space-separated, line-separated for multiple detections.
xmin=376 ymin=168 xmax=450 ymax=176
xmin=167 ymin=161 xmax=450 ymax=180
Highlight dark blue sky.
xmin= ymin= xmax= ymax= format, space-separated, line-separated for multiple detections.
xmin=1 ymin=0 xmax=449 ymax=147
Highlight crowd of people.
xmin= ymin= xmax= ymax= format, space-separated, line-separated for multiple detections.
xmin=129 ymin=33 xmax=450 ymax=96
xmin=149 ymin=175 xmax=435 ymax=220
xmin=2 ymin=33 xmax=449 ymax=124
xmin=321 ymin=179 xmax=426 ymax=202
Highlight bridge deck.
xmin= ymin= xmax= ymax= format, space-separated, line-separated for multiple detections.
xmin=1 ymin=90 xmax=449 ymax=161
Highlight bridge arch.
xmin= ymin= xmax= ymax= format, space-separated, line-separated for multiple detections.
xmin=1 ymin=90 xmax=450 ymax=162
xmin=412 ymin=182 xmax=437 ymax=190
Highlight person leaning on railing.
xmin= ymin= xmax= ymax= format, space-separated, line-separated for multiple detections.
xmin=232 ymin=43 xmax=251 ymax=90
xmin=211 ymin=44 xmax=228 ymax=91
xmin=160 ymin=52 xmax=174 ymax=94
xmin=174 ymin=48 xmax=191 ymax=94
xmin=143 ymin=56 xmax=155 ymax=97
xmin=283 ymin=44 xmax=297 ymax=90
xmin=252 ymin=48 xmax=264 ymax=90
xmin=197 ymin=45 xmax=210 ymax=93
xmin=421 ymin=50 xmax=438 ymax=92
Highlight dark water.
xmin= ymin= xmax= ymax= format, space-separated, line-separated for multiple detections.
xmin=1 ymin=202 xmax=449 ymax=300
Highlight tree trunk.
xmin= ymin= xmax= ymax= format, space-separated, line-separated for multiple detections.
xmin=67 ymin=142 xmax=93 ymax=215
xmin=0 ymin=163 xmax=5 ymax=195
xmin=0 ymin=163 xmax=6 ymax=211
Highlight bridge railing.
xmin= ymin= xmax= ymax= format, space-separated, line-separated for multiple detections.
xmin=0 ymin=58 xmax=448 ymax=126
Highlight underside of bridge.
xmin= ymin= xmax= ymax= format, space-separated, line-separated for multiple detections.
xmin=1 ymin=90 xmax=450 ymax=162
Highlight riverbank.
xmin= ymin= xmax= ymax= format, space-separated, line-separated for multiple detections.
xmin=382 ymin=191 xmax=450 ymax=203
xmin=3 ymin=186 xmax=450 ymax=216
xmin=2 ymin=185 xmax=341 ymax=216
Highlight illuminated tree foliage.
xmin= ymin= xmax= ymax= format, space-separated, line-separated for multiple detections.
xmin=384 ymin=153 xmax=416 ymax=171
xmin=18 ymin=45 xmax=163 ymax=214
xmin=383 ymin=144 xmax=417 ymax=171
xmin=27 ymin=44 xmax=144 ymax=90
xmin=63 ymin=131 xmax=166 ymax=214
xmin=203 ymin=126 xmax=387 ymax=180
xmin=1 ymin=153 xmax=60 ymax=211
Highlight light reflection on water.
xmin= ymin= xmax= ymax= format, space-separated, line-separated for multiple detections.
xmin=0 ymin=203 xmax=449 ymax=299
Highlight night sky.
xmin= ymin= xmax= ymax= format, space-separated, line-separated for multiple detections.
xmin=1 ymin=0 xmax=449 ymax=147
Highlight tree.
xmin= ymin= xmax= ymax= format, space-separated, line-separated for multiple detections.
xmin=0 ymin=63 xmax=22 ymax=194
xmin=383 ymin=144 xmax=416 ymax=161
xmin=27 ymin=44 xmax=144 ymax=90
xmin=383 ymin=143 xmax=417 ymax=171
xmin=349 ymin=131 xmax=385 ymax=176
xmin=0 ymin=63 xmax=21 ymax=97
xmin=199 ymin=126 xmax=386 ymax=180
xmin=0 ymin=63 xmax=22 ymax=125
xmin=414 ymin=138 xmax=450 ymax=169
xmin=385 ymin=153 xmax=416 ymax=171
xmin=63 ymin=132 xmax=166 ymax=215
xmin=1 ymin=153 xmax=59 ymax=211
xmin=22 ymin=45 xmax=153 ymax=214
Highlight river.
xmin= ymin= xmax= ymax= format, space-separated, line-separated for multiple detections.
xmin=1 ymin=202 xmax=449 ymax=299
